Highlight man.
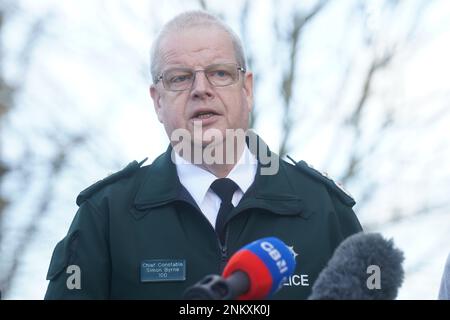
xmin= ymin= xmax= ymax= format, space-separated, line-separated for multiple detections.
xmin=45 ymin=10 xmax=362 ymax=299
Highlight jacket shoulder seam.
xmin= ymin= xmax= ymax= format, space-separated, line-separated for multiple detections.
xmin=76 ymin=158 xmax=148 ymax=206
xmin=286 ymin=156 xmax=356 ymax=207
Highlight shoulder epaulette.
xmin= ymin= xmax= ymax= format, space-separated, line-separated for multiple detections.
xmin=76 ymin=158 xmax=148 ymax=206
xmin=287 ymin=156 xmax=356 ymax=207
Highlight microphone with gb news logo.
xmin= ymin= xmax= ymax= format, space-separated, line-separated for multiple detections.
xmin=183 ymin=237 xmax=296 ymax=300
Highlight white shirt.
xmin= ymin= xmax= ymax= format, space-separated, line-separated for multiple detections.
xmin=174 ymin=145 xmax=258 ymax=228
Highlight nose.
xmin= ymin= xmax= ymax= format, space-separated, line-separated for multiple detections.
xmin=190 ymin=71 xmax=214 ymax=100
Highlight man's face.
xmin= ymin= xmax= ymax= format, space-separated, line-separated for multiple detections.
xmin=150 ymin=26 xmax=253 ymax=148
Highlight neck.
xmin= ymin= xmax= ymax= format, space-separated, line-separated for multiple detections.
xmin=174 ymin=138 xmax=246 ymax=178
xmin=198 ymin=162 xmax=237 ymax=178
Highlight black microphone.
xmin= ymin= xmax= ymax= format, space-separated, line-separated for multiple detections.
xmin=309 ymin=232 xmax=405 ymax=300
xmin=182 ymin=272 xmax=250 ymax=300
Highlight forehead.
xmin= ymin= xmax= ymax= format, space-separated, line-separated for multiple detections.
xmin=159 ymin=26 xmax=236 ymax=68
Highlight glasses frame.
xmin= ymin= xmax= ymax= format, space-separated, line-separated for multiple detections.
xmin=154 ymin=63 xmax=246 ymax=92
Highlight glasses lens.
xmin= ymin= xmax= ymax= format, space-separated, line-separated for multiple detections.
xmin=205 ymin=64 xmax=239 ymax=87
xmin=161 ymin=64 xmax=241 ymax=91
xmin=163 ymin=68 xmax=194 ymax=91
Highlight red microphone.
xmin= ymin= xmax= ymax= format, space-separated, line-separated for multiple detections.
xmin=184 ymin=237 xmax=296 ymax=300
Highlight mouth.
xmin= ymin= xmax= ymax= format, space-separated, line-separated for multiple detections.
xmin=191 ymin=110 xmax=221 ymax=121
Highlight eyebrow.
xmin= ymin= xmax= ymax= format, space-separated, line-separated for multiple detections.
xmin=162 ymin=61 xmax=237 ymax=70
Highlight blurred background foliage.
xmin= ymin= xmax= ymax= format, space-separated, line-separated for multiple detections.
xmin=0 ymin=0 xmax=449 ymax=299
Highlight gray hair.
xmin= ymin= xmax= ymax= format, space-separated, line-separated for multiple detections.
xmin=150 ymin=10 xmax=247 ymax=83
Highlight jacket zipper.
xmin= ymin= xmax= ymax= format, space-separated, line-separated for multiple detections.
xmin=176 ymin=199 xmax=231 ymax=274
xmin=218 ymin=228 xmax=229 ymax=273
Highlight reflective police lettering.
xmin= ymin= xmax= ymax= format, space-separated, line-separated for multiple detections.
xmin=283 ymin=274 xmax=310 ymax=287
xmin=260 ymin=241 xmax=288 ymax=274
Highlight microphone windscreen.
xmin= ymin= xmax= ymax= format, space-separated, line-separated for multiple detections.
xmin=222 ymin=237 xmax=296 ymax=299
xmin=309 ymin=232 xmax=404 ymax=300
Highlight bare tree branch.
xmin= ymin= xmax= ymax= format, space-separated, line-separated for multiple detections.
xmin=197 ymin=0 xmax=207 ymax=10
xmin=238 ymin=0 xmax=258 ymax=129
xmin=0 ymin=132 xmax=88 ymax=295
xmin=278 ymin=0 xmax=329 ymax=158
xmin=347 ymin=48 xmax=396 ymax=130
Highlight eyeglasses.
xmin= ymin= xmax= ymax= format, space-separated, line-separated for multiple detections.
xmin=155 ymin=63 xmax=246 ymax=92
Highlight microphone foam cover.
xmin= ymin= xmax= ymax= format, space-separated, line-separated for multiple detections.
xmin=309 ymin=232 xmax=404 ymax=300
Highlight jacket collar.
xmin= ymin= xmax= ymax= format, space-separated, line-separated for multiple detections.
xmin=134 ymin=144 xmax=182 ymax=208
xmin=133 ymin=133 xmax=306 ymax=217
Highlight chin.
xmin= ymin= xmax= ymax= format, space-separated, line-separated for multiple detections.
xmin=199 ymin=138 xmax=223 ymax=149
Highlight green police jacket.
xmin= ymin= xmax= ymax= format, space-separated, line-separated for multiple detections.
xmin=45 ymin=137 xmax=362 ymax=300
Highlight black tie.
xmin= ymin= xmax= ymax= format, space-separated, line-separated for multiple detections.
xmin=210 ymin=178 xmax=239 ymax=245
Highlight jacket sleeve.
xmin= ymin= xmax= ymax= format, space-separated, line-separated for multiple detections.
xmin=44 ymin=200 xmax=110 ymax=299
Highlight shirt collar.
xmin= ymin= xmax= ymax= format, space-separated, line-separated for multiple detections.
xmin=174 ymin=145 xmax=257 ymax=205
xmin=132 ymin=134 xmax=305 ymax=220
xmin=226 ymin=145 xmax=258 ymax=194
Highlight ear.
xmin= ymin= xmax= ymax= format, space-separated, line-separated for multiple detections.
xmin=150 ymin=85 xmax=164 ymax=123
xmin=243 ymin=71 xmax=253 ymax=113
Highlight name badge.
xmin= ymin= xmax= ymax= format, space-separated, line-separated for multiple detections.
xmin=140 ymin=259 xmax=186 ymax=282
